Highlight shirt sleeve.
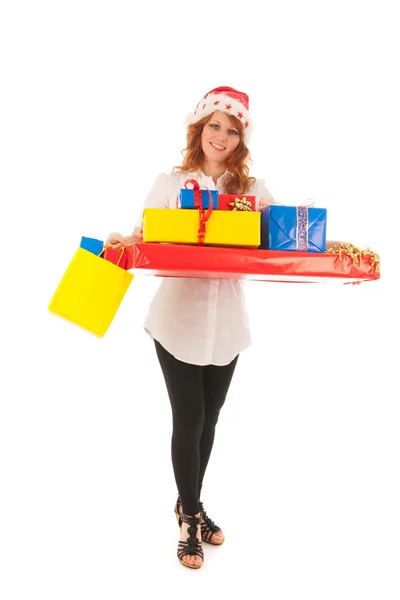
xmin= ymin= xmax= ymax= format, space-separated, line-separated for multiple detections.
xmin=134 ymin=173 xmax=170 ymax=229
xmin=254 ymin=178 xmax=276 ymax=210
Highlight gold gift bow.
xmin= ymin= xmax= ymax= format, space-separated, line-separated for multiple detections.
xmin=229 ymin=197 xmax=253 ymax=211
xmin=325 ymin=242 xmax=380 ymax=273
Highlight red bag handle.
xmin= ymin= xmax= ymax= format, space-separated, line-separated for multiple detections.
xmin=99 ymin=244 xmax=126 ymax=267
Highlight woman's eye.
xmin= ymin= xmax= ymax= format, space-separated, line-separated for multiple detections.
xmin=209 ymin=123 xmax=238 ymax=135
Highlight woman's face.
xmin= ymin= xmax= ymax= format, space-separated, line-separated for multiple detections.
xmin=201 ymin=111 xmax=241 ymax=164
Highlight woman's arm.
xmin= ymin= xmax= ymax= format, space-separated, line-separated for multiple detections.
xmin=255 ymin=178 xmax=275 ymax=210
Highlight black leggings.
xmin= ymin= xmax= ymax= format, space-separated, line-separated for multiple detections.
xmin=154 ymin=340 xmax=239 ymax=515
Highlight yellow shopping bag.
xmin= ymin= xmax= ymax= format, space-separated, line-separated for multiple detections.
xmin=48 ymin=245 xmax=134 ymax=337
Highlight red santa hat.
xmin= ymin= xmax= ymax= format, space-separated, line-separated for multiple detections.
xmin=186 ymin=86 xmax=252 ymax=142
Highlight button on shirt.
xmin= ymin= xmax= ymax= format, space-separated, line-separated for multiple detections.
xmin=135 ymin=171 xmax=274 ymax=366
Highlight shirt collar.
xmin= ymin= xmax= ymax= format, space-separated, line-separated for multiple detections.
xmin=194 ymin=169 xmax=232 ymax=182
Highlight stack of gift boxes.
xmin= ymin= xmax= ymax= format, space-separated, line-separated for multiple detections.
xmin=142 ymin=179 xmax=327 ymax=253
xmin=89 ymin=178 xmax=328 ymax=271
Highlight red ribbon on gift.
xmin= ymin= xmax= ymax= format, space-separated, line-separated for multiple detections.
xmin=184 ymin=179 xmax=214 ymax=245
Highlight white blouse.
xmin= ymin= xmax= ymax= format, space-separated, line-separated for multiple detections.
xmin=135 ymin=170 xmax=274 ymax=366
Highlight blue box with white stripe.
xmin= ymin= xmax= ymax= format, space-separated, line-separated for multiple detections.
xmin=260 ymin=205 xmax=327 ymax=252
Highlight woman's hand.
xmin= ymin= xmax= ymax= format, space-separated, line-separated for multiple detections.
xmin=258 ymin=198 xmax=280 ymax=210
xmin=104 ymin=232 xmax=132 ymax=249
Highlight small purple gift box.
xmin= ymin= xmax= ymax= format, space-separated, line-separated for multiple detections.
xmin=260 ymin=205 xmax=327 ymax=252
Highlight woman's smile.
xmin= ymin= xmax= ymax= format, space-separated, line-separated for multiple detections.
xmin=210 ymin=141 xmax=226 ymax=151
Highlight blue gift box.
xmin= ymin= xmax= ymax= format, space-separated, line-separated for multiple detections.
xmin=260 ymin=205 xmax=327 ymax=252
xmin=80 ymin=236 xmax=104 ymax=255
xmin=179 ymin=188 xmax=219 ymax=209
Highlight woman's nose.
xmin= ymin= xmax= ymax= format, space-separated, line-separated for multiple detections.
xmin=216 ymin=130 xmax=228 ymax=141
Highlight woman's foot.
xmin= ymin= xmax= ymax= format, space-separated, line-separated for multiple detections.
xmin=199 ymin=500 xmax=225 ymax=545
xmin=177 ymin=513 xmax=204 ymax=569
xmin=175 ymin=496 xmax=225 ymax=545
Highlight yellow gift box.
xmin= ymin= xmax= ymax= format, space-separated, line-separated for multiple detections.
xmin=142 ymin=208 xmax=260 ymax=248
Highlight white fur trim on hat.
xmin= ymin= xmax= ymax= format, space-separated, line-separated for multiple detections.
xmin=185 ymin=86 xmax=252 ymax=141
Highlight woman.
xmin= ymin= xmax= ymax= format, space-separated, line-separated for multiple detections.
xmin=105 ymin=86 xmax=275 ymax=569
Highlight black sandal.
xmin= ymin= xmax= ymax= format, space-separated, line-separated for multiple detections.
xmin=174 ymin=496 xmax=224 ymax=545
xmin=177 ymin=513 xmax=204 ymax=569
xmin=174 ymin=495 xmax=183 ymax=527
xmin=198 ymin=500 xmax=224 ymax=545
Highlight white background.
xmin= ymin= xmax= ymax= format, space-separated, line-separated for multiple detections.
xmin=1 ymin=0 xmax=399 ymax=598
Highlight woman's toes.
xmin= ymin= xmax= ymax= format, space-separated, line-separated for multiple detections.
xmin=212 ymin=530 xmax=224 ymax=543
xmin=184 ymin=553 xmax=201 ymax=567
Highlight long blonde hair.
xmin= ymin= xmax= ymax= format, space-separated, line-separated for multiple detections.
xmin=173 ymin=113 xmax=256 ymax=194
